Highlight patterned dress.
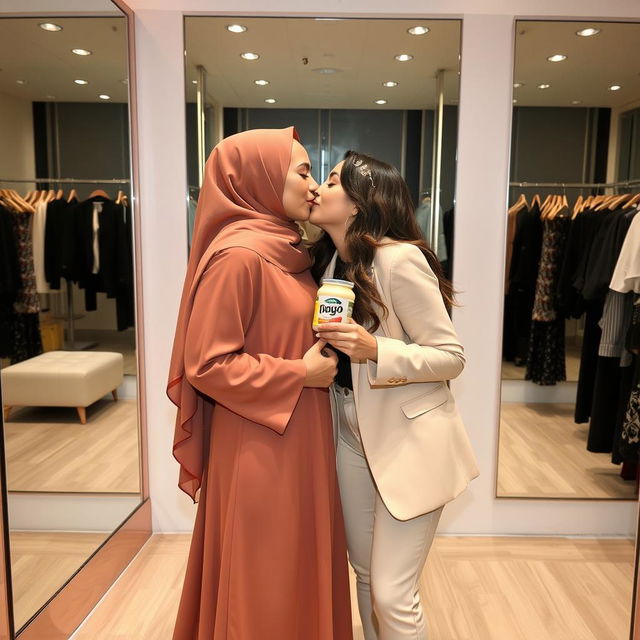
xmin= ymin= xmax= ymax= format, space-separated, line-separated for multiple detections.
xmin=525 ymin=210 xmax=570 ymax=385
xmin=10 ymin=208 xmax=42 ymax=363
xmin=619 ymin=297 xmax=640 ymax=461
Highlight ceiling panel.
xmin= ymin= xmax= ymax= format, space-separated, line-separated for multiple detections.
xmin=514 ymin=21 xmax=640 ymax=108
xmin=184 ymin=17 xmax=462 ymax=109
xmin=0 ymin=17 xmax=128 ymax=103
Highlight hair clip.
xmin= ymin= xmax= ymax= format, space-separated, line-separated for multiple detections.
xmin=359 ymin=165 xmax=375 ymax=188
xmin=352 ymin=155 xmax=375 ymax=188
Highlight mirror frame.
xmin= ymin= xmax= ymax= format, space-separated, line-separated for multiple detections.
xmin=0 ymin=2 xmax=150 ymax=637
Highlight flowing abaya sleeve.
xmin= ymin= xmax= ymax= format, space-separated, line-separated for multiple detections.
xmin=184 ymin=246 xmax=307 ymax=434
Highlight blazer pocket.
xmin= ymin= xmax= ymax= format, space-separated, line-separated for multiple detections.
xmin=400 ymin=383 xmax=449 ymax=419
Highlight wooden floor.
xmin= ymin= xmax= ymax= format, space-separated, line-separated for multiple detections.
xmin=72 ymin=533 xmax=635 ymax=640
xmin=498 ymin=403 xmax=637 ymax=499
xmin=5 ymin=398 xmax=140 ymax=493
xmin=79 ymin=329 xmax=137 ymax=377
xmin=502 ymin=339 xmax=582 ymax=382
xmin=10 ymin=531 xmax=108 ymax=631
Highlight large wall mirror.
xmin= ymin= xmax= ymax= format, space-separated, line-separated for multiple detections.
xmin=183 ymin=16 xmax=461 ymax=280
xmin=0 ymin=3 xmax=143 ymax=634
xmin=498 ymin=20 xmax=640 ymax=636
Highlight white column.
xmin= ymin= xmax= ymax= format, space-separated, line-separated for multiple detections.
xmin=134 ymin=9 xmax=196 ymax=532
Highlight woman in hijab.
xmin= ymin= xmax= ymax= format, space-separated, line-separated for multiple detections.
xmin=167 ymin=127 xmax=353 ymax=639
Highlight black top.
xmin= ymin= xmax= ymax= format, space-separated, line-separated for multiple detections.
xmin=333 ymin=256 xmax=353 ymax=390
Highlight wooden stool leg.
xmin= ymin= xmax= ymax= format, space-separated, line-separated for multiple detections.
xmin=3 ymin=406 xmax=10 ymax=422
xmin=112 ymin=389 xmax=118 ymax=402
xmin=76 ymin=407 xmax=87 ymax=424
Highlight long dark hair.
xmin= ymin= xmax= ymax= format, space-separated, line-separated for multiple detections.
xmin=310 ymin=151 xmax=456 ymax=332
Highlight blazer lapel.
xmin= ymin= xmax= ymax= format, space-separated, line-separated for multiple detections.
xmin=351 ymin=254 xmax=391 ymax=411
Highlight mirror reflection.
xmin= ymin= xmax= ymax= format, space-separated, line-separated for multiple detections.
xmin=498 ymin=21 xmax=640 ymax=501
xmin=184 ymin=16 xmax=460 ymax=280
xmin=0 ymin=10 xmax=141 ymax=631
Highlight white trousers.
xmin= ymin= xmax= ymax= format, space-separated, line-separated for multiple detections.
xmin=335 ymin=385 xmax=443 ymax=640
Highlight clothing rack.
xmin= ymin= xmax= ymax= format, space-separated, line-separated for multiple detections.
xmin=0 ymin=177 xmax=130 ymax=351
xmin=509 ymin=179 xmax=640 ymax=189
xmin=0 ymin=177 xmax=130 ymax=184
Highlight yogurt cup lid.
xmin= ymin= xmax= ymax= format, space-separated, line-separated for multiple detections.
xmin=321 ymin=278 xmax=354 ymax=288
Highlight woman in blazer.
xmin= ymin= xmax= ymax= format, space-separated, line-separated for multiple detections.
xmin=310 ymin=151 xmax=479 ymax=640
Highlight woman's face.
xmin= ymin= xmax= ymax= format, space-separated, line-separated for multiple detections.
xmin=309 ymin=161 xmax=358 ymax=230
xmin=282 ymin=140 xmax=319 ymax=221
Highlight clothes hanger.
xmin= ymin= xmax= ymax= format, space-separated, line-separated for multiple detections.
xmin=67 ymin=188 xmax=78 ymax=203
xmin=608 ymin=193 xmax=631 ymax=210
xmin=543 ymin=194 xmax=559 ymax=219
xmin=623 ymin=192 xmax=640 ymax=209
xmin=510 ymin=193 xmax=527 ymax=208
xmin=0 ymin=190 xmax=34 ymax=213
xmin=530 ymin=193 xmax=542 ymax=210
xmin=89 ymin=189 xmax=110 ymax=199
xmin=595 ymin=192 xmax=617 ymax=211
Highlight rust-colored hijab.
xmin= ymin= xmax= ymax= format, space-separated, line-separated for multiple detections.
xmin=167 ymin=126 xmax=310 ymax=501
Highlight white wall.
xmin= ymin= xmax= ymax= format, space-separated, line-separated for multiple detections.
xmin=0 ymin=92 xmax=35 ymax=190
xmin=3 ymin=0 xmax=637 ymax=535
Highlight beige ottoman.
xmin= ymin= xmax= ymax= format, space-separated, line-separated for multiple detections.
xmin=2 ymin=351 xmax=124 ymax=424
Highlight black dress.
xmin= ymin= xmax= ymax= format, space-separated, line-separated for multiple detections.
xmin=503 ymin=202 xmax=543 ymax=366
xmin=585 ymin=208 xmax=637 ymax=449
xmin=619 ymin=297 xmax=640 ymax=462
xmin=0 ymin=205 xmax=21 ymax=359
xmin=525 ymin=210 xmax=570 ymax=385
xmin=72 ymin=196 xmax=135 ymax=330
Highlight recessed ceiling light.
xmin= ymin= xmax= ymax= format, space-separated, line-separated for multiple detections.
xmin=191 ymin=80 xmax=197 ymax=84
xmin=513 ymin=82 xmax=524 ymax=88
xmin=312 ymin=67 xmax=341 ymax=74
xmin=254 ymin=79 xmax=270 ymax=86
xmin=99 ymin=94 xmax=111 ymax=100
xmin=241 ymin=52 xmax=260 ymax=61
xmin=265 ymin=98 xmax=277 ymax=104
xmin=537 ymin=83 xmax=551 ymax=89
xmin=46 ymin=95 xmax=56 ymax=99
xmin=609 ymin=85 xmax=622 ymax=91
xmin=571 ymin=100 xmax=582 ymax=105
xmin=576 ymin=27 xmax=601 ymax=37
xmin=395 ymin=54 xmax=414 ymax=62
xmin=226 ymin=24 xmax=247 ymax=33
xmin=74 ymin=79 xmax=89 ymax=85
xmin=407 ymin=26 xmax=430 ymax=36
xmin=383 ymin=81 xmax=398 ymax=88
xmin=121 ymin=78 xmax=128 ymax=85
xmin=39 ymin=22 xmax=62 ymax=32
xmin=513 ymin=99 xmax=518 ymax=104
xmin=72 ymin=48 xmax=92 ymax=56
xmin=547 ymin=54 xmax=567 ymax=62
xmin=374 ymin=99 xmax=387 ymax=105
xmin=15 ymin=80 xmax=26 ymax=85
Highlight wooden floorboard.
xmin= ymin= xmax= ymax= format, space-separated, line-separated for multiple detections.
xmin=498 ymin=402 xmax=636 ymax=499
xmin=72 ymin=534 xmax=635 ymax=640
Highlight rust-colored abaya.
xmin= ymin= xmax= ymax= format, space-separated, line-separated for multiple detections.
xmin=167 ymin=127 xmax=352 ymax=639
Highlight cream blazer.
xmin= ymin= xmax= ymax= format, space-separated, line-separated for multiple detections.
xmin=325 ymin=239 xmax=479 ymax=520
